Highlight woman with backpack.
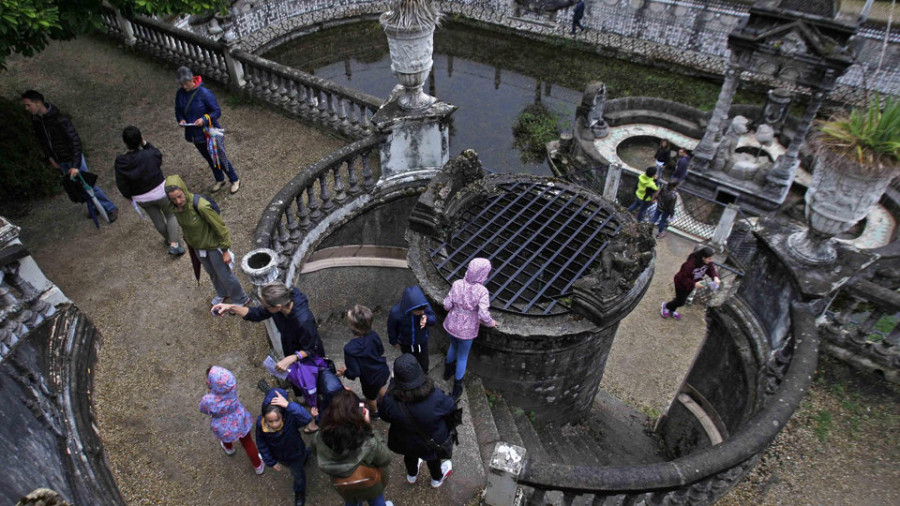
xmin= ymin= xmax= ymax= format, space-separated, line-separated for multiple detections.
xmin=652 ymin=180 xmax=679 ymax=239
xmin=315 ymin=390 xmax=394 ymax=506
xmin=378 ymin=354 xmax=456 ymax=489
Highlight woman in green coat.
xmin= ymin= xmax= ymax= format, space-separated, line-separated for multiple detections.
xmin=315 ymin=390 xmax=394 ymax=506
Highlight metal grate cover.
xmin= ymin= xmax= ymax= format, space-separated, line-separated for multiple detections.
xmin=429 ymin=182 xmax=622 ymax=316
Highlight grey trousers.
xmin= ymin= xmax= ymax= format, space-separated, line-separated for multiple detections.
xmin=197 ymin=249 xmax=249 ymax=305
xmin=137 ymin=197 xmax=180 ymax=244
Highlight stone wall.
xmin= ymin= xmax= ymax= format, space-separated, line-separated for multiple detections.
xmin=223 ymin=0 xmax=899 ymax=104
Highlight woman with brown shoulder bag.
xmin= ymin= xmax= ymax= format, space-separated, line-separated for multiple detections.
xmin=315 ymin=390 xmax=394 ymax=506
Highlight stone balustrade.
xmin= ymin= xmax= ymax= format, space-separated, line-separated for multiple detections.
xmin=100 ymin=6 xmax=384 ymax=141
xmin=484 ymin=301 xmax=820 ymax=505
xmin=217 ymin=0 xmax=898 ymax=105
xmin=251 ymin=135 xmax=384 ymax=279
xmin=232 ymin=50 xmax=382 ymax=138
xmin=821 ymin=277 xmax=900 ymax=384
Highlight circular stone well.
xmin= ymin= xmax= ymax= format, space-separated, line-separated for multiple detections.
xmin=406 ymin=152 xmax=655 ymax=423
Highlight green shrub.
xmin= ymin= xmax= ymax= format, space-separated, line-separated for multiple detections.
xmin=0 ymin=95 xmax=61 ymax=215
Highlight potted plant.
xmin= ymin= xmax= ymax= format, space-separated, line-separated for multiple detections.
xmin=789 ymin=96 xmax=900 ymax=263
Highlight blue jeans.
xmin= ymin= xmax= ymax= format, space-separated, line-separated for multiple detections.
xmin=627 ymin=198 xmax=652 ymax=222
xmin=284 ymin=456 xmax=307 ymax=496
xmin=345 ymin=494 xmax=387 ymax=506
xmin=194 ymin=138 xmax=239 ymax=183
xmin=652 ymin=209 xmax=671 ymax=235
xmin=60 ymin=156 xmax=117 ymax=214
xmin=445 ymin=336 xmax=474 ymax=381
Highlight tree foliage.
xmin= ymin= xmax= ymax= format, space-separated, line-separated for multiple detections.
xmin=0 ymin=0 xmax=228 ymax=68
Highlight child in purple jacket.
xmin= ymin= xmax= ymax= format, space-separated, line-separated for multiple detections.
xmin=199 ymin=366 xmax=264 ymax=474
xmin=442 ymin=257 xmax=498 ymax=399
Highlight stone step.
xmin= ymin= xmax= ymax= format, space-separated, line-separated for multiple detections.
xmin=587 ymin=389 xmax=667 ymax=465
xmin=465 ymin=375 xmax=501 ymax=472
xmin=489 ymin=396 xmax=525 ymax=448
xmin=535 ymin=421 xmax=604 ymax=467
xmin=511 ymin=405 xmax=551 ymax=462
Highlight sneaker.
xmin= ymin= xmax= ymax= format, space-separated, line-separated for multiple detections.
xmin=385 ymin=502 xmax=393 ymax=506
xmin=220 ymin=441 xmax=236 ymax=456
xmin=407 ymin=458 xmax=423 ymax=484
xmin=168 ymin=245 xmax=185 ymax=256
xmin=211 ymin=296 xmax=226 ymax=306
xmin=211 ymin=181 xmax=226 ymax=193
xmin=230 ymin=179 xmax=241 ymax=194
xmin=107 ymin=208 xmax=118 ymax=223
xmin=431 ymin=460 xmax=452 ymax=488
xmin=257 ymin=379 xmax=271 ymax=394
xmin=657 ymin=232 xmax=666 ymax=239
xmin=660 ymin=302 xmax=670 ymax=318
xmin=254 ymin=458 xmax=265 ymax=475
xmin=672 ymin=311 xmax=683 ymax=320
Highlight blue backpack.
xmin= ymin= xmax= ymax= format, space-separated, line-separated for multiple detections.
xmin=192 ymin=193 xmax=221 ymax=214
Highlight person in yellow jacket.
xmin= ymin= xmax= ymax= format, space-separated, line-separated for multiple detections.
xmin=626 ymin=166 xmax=659 ymax=222
xmin=165 ymin=175 xmax=249 ymax=306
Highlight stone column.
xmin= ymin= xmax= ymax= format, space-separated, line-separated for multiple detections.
xmin=483 ymin=443 xmax=527 ymax=506
xmin=222 ymin=29 xmax=246 ymax=91
xmin=710 ymin=204 xmax=739 ymax=252
xmin=690 ymin=62 xmax=742 ymax=174
xmin=114 ymin=8 xmax=136 ymax=46
xmin=604 ymin=162 xmax=622 ymax=203
xmin=764 ymin=76 xmax=833 ymax=200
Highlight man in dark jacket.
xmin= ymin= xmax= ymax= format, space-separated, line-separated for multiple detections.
xmin=673 ymin=148 xmax=691 ymax=182
xmin=114 ymin=126 xmax=183 ymax=255
xmin=572 ymin=0 xmax=586 ymax=34
xmin=387 ymin=286 xmax=437 ymax=374
xmin=256 ymin=387 xmax=313 ymax=506
xmin=174 ymin=66 xmax=241 ymax=194
xmin=22 ymin=90 xmax=118 ymax=222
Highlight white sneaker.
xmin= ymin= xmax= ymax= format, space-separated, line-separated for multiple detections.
xmin=220 ymin=441 xmax=236 ymax=456
xmin=431 ymin=460 xmax=452 ymax=488
xmin=407 ymin=458 xmax=423 ymax=484
xmin=211 ymin=181 xmax=226 ymax=193
xmin=230 ymin=179 xmax=241 ymax=194
xmin=385 ymin=502 xmax=393 ymax=506
xmin=254 ymin=457 xmax=265 ymax=475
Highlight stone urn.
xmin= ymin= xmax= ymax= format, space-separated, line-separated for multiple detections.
xmin=380 ymin=0 xmax=440 ymax=110
xmin=789 ymin=143 xmax=897 ymax=263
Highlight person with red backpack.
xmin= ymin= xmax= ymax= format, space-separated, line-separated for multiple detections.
xmin=165 ymin=174 xmax=249 ymax=306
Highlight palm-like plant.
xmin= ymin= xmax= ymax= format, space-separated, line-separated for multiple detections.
xmin=817 ymin=95 xmax=900 ymax=178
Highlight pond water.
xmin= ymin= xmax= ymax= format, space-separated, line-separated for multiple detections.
xmin=264 ymin=21 xmax=761 ymax=175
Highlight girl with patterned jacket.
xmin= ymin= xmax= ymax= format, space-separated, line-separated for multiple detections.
xmin=199 ymin=366 xmax=264 ymax=474
xmin=441 ymin=257 xmax=498 ymax=399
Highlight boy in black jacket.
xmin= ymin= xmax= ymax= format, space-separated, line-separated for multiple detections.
xmin=339 ymin=305 xmax=391 ymax=417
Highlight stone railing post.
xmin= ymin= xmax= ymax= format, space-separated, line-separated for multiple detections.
xmin=603 ymin=162 xmax=622 ymax=203
xmin=710 ymin=203 xmax=740 ymax=252
xmin=241 ymin=247 xmax=283 ymax=357
xmin=483 ymin=443 xmax=527 ymax=506
xmin=223 ymin=31 xmax=247 ymax=91
xmin=114 ymin=8 xmax=137 ymax=45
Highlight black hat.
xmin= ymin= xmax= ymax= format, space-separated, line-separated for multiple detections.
xmin=393 ymin=354 xmax=426 ymax=390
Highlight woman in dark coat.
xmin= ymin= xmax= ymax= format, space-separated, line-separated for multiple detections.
xmin=378 ymin=354 xmax=455 ymax=488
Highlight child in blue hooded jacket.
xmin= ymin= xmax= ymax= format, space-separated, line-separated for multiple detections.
xmin=256 ymin=387 xmax=314 ymax=506
xmin=387 ymin=285 xmax=437 ymax=375
xmin=338 ymin=305 xmax=391 ymax=419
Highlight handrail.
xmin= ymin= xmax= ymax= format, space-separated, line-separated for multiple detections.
xmin=517 ymin=301 xmax=818 ymax=497
xmin=252 ymin=135 xmax=385 ymax=264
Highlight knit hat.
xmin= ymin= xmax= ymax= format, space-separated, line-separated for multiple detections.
xmin=393 ymin=354 xmax=426 ymax=390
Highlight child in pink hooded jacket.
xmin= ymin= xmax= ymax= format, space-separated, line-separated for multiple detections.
xmin=442 ymin=257 xmax=498 ymax=399
xmin=199 ymin=366 xmax=264 ymax=474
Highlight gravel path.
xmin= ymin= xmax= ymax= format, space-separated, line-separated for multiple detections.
xmin=2 ymin=34 xmax=898 ymax=506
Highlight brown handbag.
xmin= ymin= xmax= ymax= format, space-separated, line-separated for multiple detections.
xmin=332 ymin=465 xmax=383 ymax=492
